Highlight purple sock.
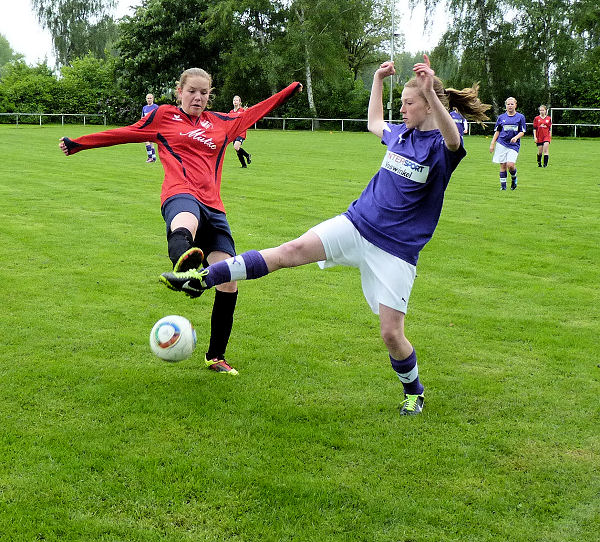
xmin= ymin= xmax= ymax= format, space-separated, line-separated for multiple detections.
xmin=204 ymin=250 xmax=269 ymax=288
xmin=243 ymin=250 xmax=269 ymax=279
xmin=203 ymin=261 xmax=231 ymax=288
xmin=500 ymin=170 xmax=507 ymax=188
xmin=390 ymin=350 xmax=424 ymax=395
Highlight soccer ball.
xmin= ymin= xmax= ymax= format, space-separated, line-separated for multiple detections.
xmin=149 ymin=315 xmax=197 ymax=362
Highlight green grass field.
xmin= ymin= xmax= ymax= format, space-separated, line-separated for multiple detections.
xmin=1 ymin=125 xmax=599 ymax=541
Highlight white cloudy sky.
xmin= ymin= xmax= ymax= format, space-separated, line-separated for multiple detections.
xmin=0 ymin=0 xmax=447 ymax=66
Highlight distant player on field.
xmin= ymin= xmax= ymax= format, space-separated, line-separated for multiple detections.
xmin=142 ymin=93 xmax=159 ymax=162
xmin=450 ymin=107 xmax=468 ymax=135
xmin=59 ymin=68 xmax=302 ymax=376
xmin=161 ymin=55 xmax=490 ymax=416
xmin=489 ymin=97 xmax=526 ymax=190
xmin=533 ymin=105 xmax=552 ymax=168
xmin=229 ymin=95 xmax=252 ymax=168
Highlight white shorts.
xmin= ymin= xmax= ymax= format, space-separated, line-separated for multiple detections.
xmin=310 ymin=215 xmax=416 ymax=315
xmin=492 ymin=142 xmax=519 ymax=164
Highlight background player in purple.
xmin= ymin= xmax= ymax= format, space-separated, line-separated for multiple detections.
xmin=450 ymin=107 xmax=468 ymax=135
xmin=489 ymin=97 xmax=526 ymax=190
xmin=161 ymin=55 xmax=490 ymax=416
xmin=142 ymin=93 xmax=159 ymax=162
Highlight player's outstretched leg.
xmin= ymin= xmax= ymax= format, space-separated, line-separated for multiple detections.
xmin=161 ymin=250 xmax=269 ymax=297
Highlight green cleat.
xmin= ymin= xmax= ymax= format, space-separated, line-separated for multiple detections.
xmin=399 ymin=394 xmax=424 ymax=416
xmin=160 ymin=267 xmax=209 ymax=298
xmin=173 ymin=247 xmax=204 ymax=272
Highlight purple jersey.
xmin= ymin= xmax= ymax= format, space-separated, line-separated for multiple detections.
xmin=494 ymin=112 xmax=526 ymax=151
xmin=449 ymin=111 xmax=467 ymax=134
xmin=345 ymin=123 xmax=466 ymax=265
xmin=142 ymin=103 xmax=159 ymax=118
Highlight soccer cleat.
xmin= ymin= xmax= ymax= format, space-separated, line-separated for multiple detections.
xmin=205 ymin=356 xmax=239 ymax=375
xmin=511 ymin=179 xmax=517 ymax=190
xmin=146 ymin=158 xmax=154 ymax=163
xmin=399 ymin=394 xmax=424 ymax=416
xmin=500 ymin=186 xmax=507 ymax=191
xmin=247 ymin=154 xmax=252 ymax=164
xmin=160 ymin=268 xmax=209 ymax=298
xmin=173 ymin=247 xmax=204 ymax=273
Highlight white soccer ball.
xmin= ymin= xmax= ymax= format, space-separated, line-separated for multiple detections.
xmin=149 ymin=315 xmax=197 ymax=362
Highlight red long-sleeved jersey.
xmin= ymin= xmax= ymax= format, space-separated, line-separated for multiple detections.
xmin=65 ymin=82 xmax=301 ymax=212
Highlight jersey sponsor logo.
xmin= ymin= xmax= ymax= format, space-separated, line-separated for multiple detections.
xmin=200 ymin=120 xmax=213 ymax=129
xmin=503 ymin=124 xmax=519 ymax=131
xmin=179 ymin=129 xmax=217 ymax=149
xmin=381 ymin=150 xmax=429 ymax=183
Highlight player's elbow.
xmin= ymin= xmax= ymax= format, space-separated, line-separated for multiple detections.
xmin=445 ymin=139 xmax=461 ymax=152
xmin=367 ymin=121 xmax=384 ymax=138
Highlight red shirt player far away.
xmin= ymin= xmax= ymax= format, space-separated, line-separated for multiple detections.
xmin=533 ymin=104 xmax=552 ymax=168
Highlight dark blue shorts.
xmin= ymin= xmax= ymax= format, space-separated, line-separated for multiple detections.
xmin=161 ymin=194 xmax=236 ymax=257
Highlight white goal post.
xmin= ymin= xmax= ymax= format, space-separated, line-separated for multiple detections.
xmin=550 ymin=107 xmax=600 ymax=137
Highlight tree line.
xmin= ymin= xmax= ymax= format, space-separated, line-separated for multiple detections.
xmin=0 ymin=0 xmax=598 ymax=134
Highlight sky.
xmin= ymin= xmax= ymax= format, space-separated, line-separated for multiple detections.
xmin=0 ymin=0 xmax=447 ymax=67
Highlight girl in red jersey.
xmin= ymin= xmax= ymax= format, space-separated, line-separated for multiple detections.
xmin=229 ymin=95 xmax=252 ymax=168
xmin=533 ymin=104 xmax=552 ymax=167
xmin=59 ymin=68 xmax=302 ymax=375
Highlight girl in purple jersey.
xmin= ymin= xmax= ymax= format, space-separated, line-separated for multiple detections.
xmin=489 ymin=97 xmax=526 ymax=190
xmin=142 ymin=93 xmax=159 ymax=162
xmin=161 ymin=55 xmax=489 ymax=416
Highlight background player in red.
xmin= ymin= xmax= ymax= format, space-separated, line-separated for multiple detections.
xmin=229 ymin=95 xmax=252 ymax=168
xmin=533 ymin=104 xmax=552 ymax=168
xmin=59 ymin=68 xmax=302 ymax=375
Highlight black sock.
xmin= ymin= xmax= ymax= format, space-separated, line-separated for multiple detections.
xmin=537 ymin=154 xmax=541 ymax=165
xmin=206 ymin=289 xmax=238 ymax=360
xmin=167 ymin=227 xmax=194 ymax=267
xmin=543 ymin=155 xmax=548 ymax=167
xmin=236 ymin=149 xmax=246 ymax=167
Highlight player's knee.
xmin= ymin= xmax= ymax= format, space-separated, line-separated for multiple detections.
xmin=167 ymin=227 xmax=194 ymax=266
xmin=380 ymin=324 xmax=405 ymax=351
xmin=276 ymin=239 xmax=307 ymax=268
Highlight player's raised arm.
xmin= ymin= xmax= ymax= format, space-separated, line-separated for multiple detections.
xmin=368 ymin=62 xmax=395 ymax=139
xmin=413 ymin=55 xmax=461 ymax=151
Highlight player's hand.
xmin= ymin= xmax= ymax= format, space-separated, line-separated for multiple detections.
xmin=510 ymin=136 xmax=518 ymax=143
xmin=413 ymin=54 xmax=434 ymax=93
xmin=489 ymin=144 xmax=495 ymax=153
xmin=376 ymin=61 xmax=395 ymax=79
xmin=59 ymin=137 xmax=69 ymax=156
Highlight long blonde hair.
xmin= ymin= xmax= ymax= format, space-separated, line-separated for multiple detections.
xmin=176 ymin=68 xmax=214 ymax=106
xmin=404 ymin=76 xmax=491 ymax=123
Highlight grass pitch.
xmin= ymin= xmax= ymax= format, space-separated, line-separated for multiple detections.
xmin=0 ymin=125 xmax=599 ymax=541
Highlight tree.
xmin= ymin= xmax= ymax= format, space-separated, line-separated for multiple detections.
xmin=419 ymin=0 xmax=505 ymax=113
xmin=0 ymin=34 xmax=24 ymax=71
xmin=285 ymin=0 xmax=388 ymax=119
xmin=0 ymin=61 xmax=59 ymax=114
xmin=116 ymin=0 xmax=233 ymax=106
xmin=31 ymin=0 xmax=119 ymax=66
